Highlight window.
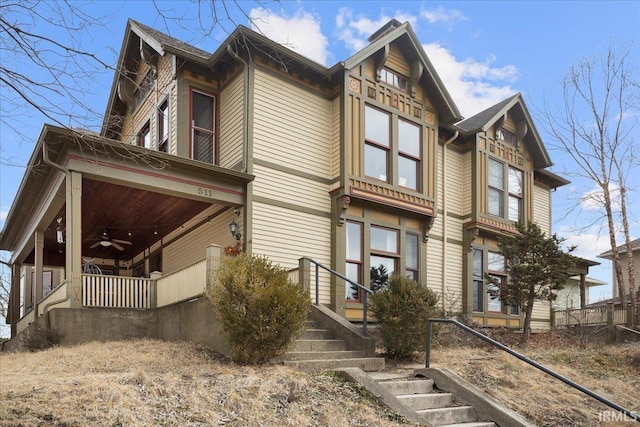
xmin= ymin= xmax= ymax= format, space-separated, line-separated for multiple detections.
xmin=370 ymin=226 xmax=398 ymax=292
xmin=158 ymin=100 xmax=169 ymax=153
xmin=497 ymin=128 xmax=516 ymax=145
xmin=137 ymin=121 xmax=151 ymax=149
xmin=488 ymin=158 xmax=524 ymax=222
xmin=364 ymin=104 xmax=422 ymax=190
xmin=134 ymin=70 xmax=154 ymax=110
xmin=191 ymin=89 xmax=215 ymax=164
xmin=405 ymin=233 xmax=419 ymax=281
xmin=346 ymin=222 xmax=416 ymax=300
xmin=472 ymin=249 xmax=483 ymax=312
xmin=380 ymin=68 xmax=408 ymax=92
xmin=487 ymin=252 xmax=505 ymax=312
xmin=364 ymin=106 xmax=390 ymax=182
xmin=346 ymin=221 xmax=362 ymax=301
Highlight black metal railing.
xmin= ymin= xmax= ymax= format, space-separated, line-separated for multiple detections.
xmin=304 ymin=257 xmax=373 ymax=336
xmin=425 ymin=318 xmax=639 ymax=422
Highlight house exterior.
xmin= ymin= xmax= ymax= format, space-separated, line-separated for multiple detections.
xmin=553 ymin=276 xmax=607 ymax=309
xmin=598 ymin=238 xmax=640 ymax=302
xmin=2 ymin=19 xmax=574 ymax=343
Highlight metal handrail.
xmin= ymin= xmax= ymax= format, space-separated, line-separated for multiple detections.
xmin=303 ymin=257 xmax=373 ymax=336
xmin=425 ymin=318 xmax=640 ymax=422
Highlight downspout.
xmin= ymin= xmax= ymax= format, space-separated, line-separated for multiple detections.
xmin=42 ymin=281 xmax=72 ymax=329
xmin=42 ymin=141 xmax=72 ymax=328
xmin=441 ymin=131 xmax=459 ymax=311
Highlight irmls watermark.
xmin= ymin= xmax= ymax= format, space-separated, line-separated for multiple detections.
xmin=598 ymin=409 xmax=639 ymax=422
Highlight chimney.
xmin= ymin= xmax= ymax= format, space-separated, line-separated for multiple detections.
xmin=367 ymin=19 xmax=403 ymax=43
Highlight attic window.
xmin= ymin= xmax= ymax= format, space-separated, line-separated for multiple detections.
xmin=497 ymin=128 xmax=515 ymax=145
xmin=380 ymin=68 xmax=408 ymax=92
xmin=134 ymin=70 xmax=155 ymax=110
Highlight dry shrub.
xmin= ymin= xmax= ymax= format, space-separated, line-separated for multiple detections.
xmin=21 ymin=325 xmax=65 ymax=352
xmin=370 ymin=275 xmax=439 ymax=360
xmin=208 ymin=253 xmax=311 ymax=365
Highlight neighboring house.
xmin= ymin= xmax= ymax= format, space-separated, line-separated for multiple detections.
xmin=598 ymin=237 xmax=640 ymax=301
xmin=553 ymin=276 xmax=607 ymax=310
xmin=1 ymin=19 xmax=579 ymax=342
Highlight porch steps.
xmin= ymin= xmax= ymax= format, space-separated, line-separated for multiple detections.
xmin=279 ymin=321 xmax=385 ymax=372
xmin=374 ymin=376 xmax=496 ymax=427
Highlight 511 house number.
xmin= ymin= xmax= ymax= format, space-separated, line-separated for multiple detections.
xmin=197 ymin=187 xmax=214 ymax=197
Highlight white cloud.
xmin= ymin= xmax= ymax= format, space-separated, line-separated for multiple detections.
xmin=422 ymin=43 xmax=518 ymax=117
xmin=249 ymin=8 xmax=329 ymax=66
xmin=420 ymin=6 xmax=468 ymax=28
xmin=335 ymin=8 xmax=417 ymax=52
xmin=556 ymin=225 xmax=612 ymax=261
xmin=580 ymin=183 xmax=622 ymax=212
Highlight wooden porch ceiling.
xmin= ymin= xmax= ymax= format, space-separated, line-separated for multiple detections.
xmin=44 ymin=178 xmax=212 ymax=260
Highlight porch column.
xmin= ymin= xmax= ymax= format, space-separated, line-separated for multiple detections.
xmin=66 ymin=171 xmax=83 ymax=308
xmin=9 ymin=263 xmax=21 ymax=337
xmin=579 ymin=273 xmax=586 ymax=308
xmin=206 ymin=244 xmax=222 ymax=289
xmin=34 ymin=230 xmax=44 ymax=306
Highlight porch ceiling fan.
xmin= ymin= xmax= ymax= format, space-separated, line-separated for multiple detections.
xmin=90 ymin=230 xmax=132 ymax=251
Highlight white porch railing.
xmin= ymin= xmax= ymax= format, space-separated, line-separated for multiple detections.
xmin=156 ymin=259 xmax=208 ymax=308
xmin=83 ymin=274 xmax=153 ymax=309
xmin=553 ymin=305 xmax=628 ymax=327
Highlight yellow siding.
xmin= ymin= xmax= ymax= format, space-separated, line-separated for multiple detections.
xmin=531 ymin=300 xmax=551 ymax=331
xmin=219 ymin=74 xmax=244 ymax=169
xmin=462 ymin=151 xmax=472 ymax=215
xmin=252 ymin=164 xmax=331 ymax=212
xmin=444 ymin=240 xmax=464 ymax=303
xmin=425 ymin=239 xmax=443 ymax=296
xmin=330 ymin=97 xmax=341 ymax=185
xmin=445 ymin=147 xmax=466 ymax=216
xmin=387 ymin=44 xmax=410 ymax=76
xmin=162 ymin=209 xmax=239 ymax=274
xmin=252 ymin=202 xmax=332 ymax=304
xmin=253 ymin=69 xmax=332 ymax=178
xmin=533 ymin=183 xmax=551 ymax=235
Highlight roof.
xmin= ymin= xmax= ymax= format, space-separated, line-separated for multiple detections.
xmin=598 ymin=237 xmax=640 ymax=259
xmin=129 ymin=19 xmax=211 ymax=62
xmin=567 ymin=276 xmax=607 ymax=287
xmin=453 ymin=93 xmax=553 ymax=169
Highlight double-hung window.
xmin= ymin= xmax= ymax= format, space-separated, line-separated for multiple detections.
xmin=472 ymin=249 xmax=484 ymax=312
xmin=370 ymin=226 xmax=398 ymax=293
xmin=191 ymin=89 xmax=215 ymax=164
xmin=487 ymin=251 xmax=505 ymax=312
xmin=157 ymin=100 xmax=169 ymax=153
xmin=364 ymin=106 xmax=391 ymax=182
xmin=364 ymin=105 xmax=422 ymax=191
xmin=137 ymin=121 xmax=151 ymax=149
xmin=405 ymin=233 xmax=419 ymax=281
xmin=488 ymin=158 xmax=523 ymax=222
xmin=346 ymin=221 xmax=363 ymax=301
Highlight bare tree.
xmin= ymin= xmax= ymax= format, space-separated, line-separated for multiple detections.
xmin=542 ymin=43 xmax=639 ymax=326
xmin=0 ymin=258 xmax=11 ymax=338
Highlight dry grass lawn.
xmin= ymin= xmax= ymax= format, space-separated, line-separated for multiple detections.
xmin=427 ymin=331 xmax=640 ymax=427
xmin=0 ymin=339 xmax=416 ymax=427
xmin=1 ymin=333 xmax=638 ymax=427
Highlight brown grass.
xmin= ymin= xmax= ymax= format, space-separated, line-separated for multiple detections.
xmin=428 ymin=330 xmax=640 ymax=427
xmin=1 ymin=334 xmax=638 ymax=427
xmin=0 ymin=339 xmax=417 ymax=427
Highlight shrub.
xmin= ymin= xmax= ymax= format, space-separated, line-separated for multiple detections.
xmin=370 ymin=274 xmax=439 ymax=360
xmin=207 ymin=253 xmax=311 ymax=364
xmin=22 ymin=325 xmax=65 ymax=352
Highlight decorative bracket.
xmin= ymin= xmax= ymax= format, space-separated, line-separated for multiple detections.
xmin=423 ymin=216 xmax=435 ymax=243
xmin=337 ymin=195 xmax=351 ymax=227
xmin=374 ymin=45 xmax=390 ymax=82
xmin=465 ymin=227 xmax=480 ymax=252
xmin=409 ymin=59 xmax=423 ymax=98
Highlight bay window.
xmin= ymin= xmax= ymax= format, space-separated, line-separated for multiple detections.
xmin=364 ymin=106 xmax=390 ymax=182
xmin=346 ymin=221 xmax=363 ymax=301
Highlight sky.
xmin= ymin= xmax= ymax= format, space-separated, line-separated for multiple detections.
xmin=1 ymin=0 xmax=639 ymax=328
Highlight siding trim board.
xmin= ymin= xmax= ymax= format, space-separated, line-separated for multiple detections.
xmin=254 ymin=158 xmax=334 ymax=185
xmin=252 ymin=196 xmax=331 ymax=219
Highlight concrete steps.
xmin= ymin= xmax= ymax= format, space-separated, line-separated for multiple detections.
xmin=376 ymin=376 xmax=496 ymax=427
xmin=280 ymin=320 xmax=384 ymax=372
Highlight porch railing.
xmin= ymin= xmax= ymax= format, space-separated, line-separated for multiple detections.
xmin=553 ymin=304 xmax=628 ymax=327
xmin=156 ymin=259 xmax=207 ymax=308
xmin=82 ymin=274 xmax=153 ymax=309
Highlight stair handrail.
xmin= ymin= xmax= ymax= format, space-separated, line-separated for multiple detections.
xmin=425 ymin=318 xmax=640 ymax=422
xmin=303 ymin=257 xmax=373 ymax=336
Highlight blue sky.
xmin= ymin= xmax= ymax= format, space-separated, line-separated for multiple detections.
xmin=1 ymin=0 xmax=639 ymax=312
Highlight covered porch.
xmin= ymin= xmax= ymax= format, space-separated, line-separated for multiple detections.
xmin=2 ymin=126 xmax=253 ymax=339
